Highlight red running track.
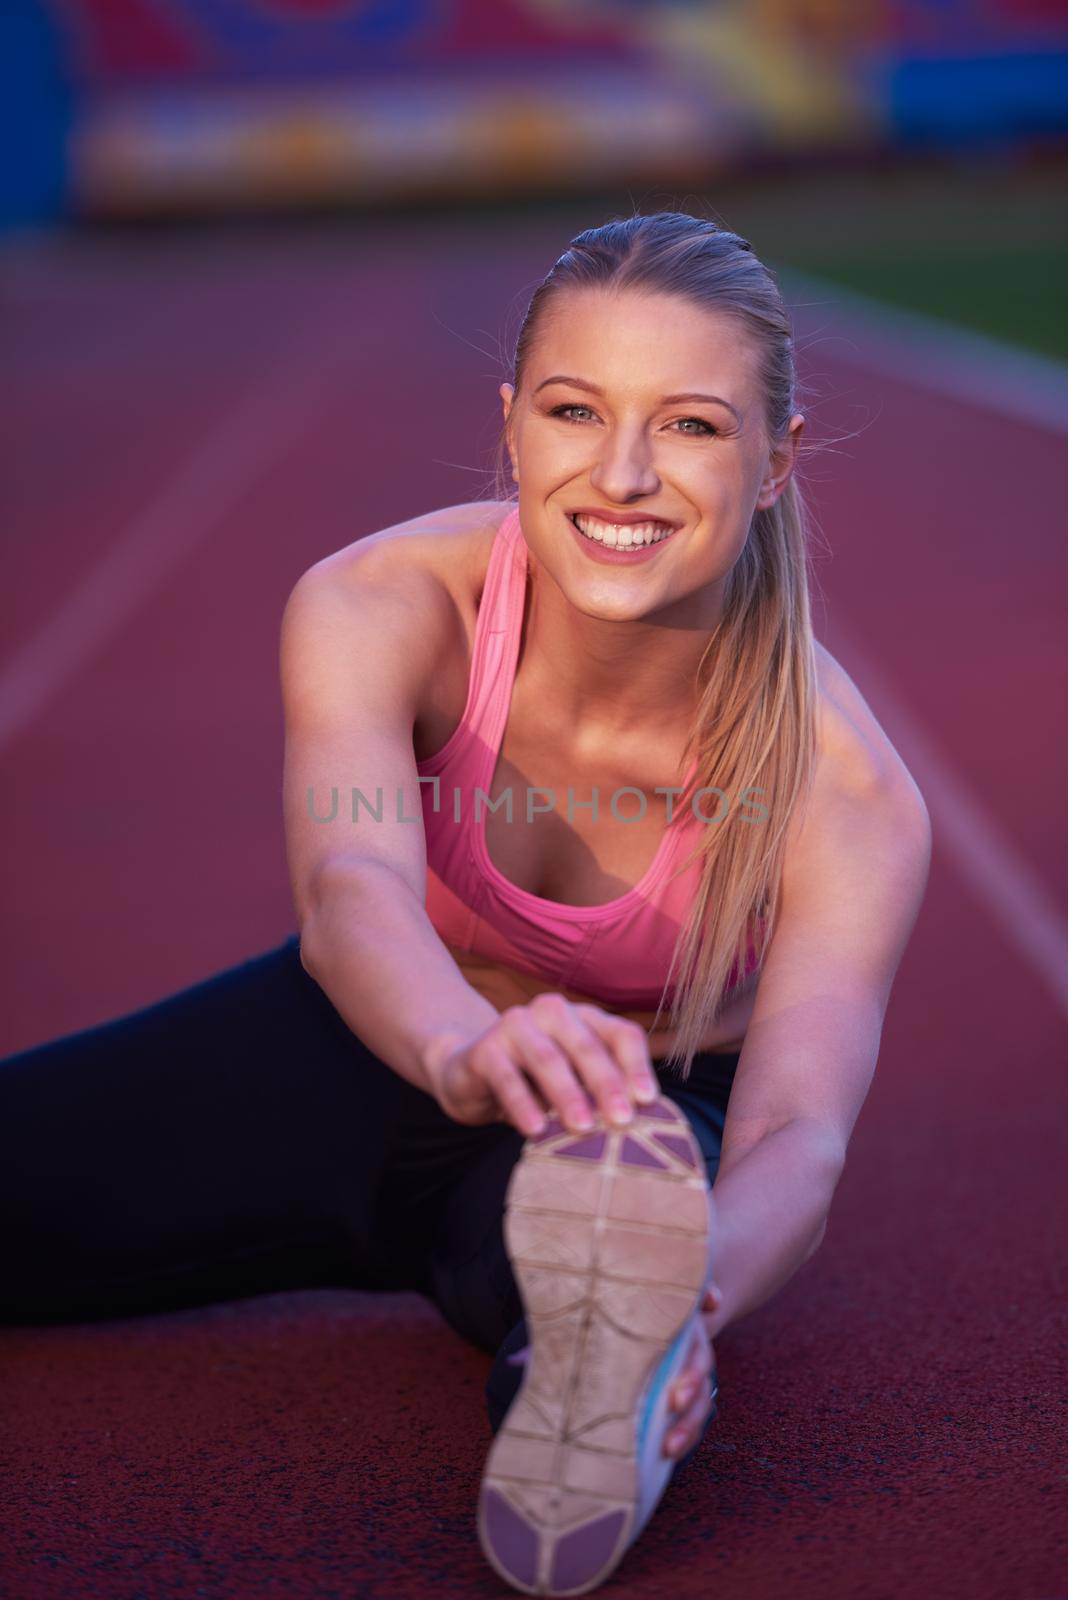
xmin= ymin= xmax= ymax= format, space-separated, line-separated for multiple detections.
xmin=1 ymin=214 xmax=1065 ymax=1600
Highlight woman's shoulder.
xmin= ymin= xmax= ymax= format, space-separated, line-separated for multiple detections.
xmin=812 ymin=639 xmax=928 ymax=820
xmin=288 ymin=501 xmax=514 ymax=759
xmin=308 ymin=498 xmax=513 ymax=617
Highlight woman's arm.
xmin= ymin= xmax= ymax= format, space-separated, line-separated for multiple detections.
xmin=298 ymin=859 xmax=501 ymax=1097
xmin=711 ymin=661 xmax=932 ymax=1320
xmin=663 ymin=701 xmax=932 ymax=1455
xmin=281 ymin=535 xmax=501 ymax=1096
xmin=704 ymin=1115 xmax=844 ymax=1336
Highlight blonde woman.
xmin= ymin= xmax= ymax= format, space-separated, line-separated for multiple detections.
xmin=0 ymin=212 xmax=930 ymax=1596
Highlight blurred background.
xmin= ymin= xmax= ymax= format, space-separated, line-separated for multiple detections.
xmin=2 ymin=6 xmax=1066 ymax=1599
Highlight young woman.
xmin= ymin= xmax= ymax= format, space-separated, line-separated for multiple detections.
xmin=0 ymin=211 xmax=930 ymax=1596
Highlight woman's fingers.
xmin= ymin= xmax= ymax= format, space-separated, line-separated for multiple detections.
xmin=701 ymin=1282 xmax=724 ymax=1335
xmin=573 ymin=1007 xmax=659 ymax=1104
xmin=670 ymin=1326 xmax=711 ymax=1413
xmin=476 ymin=1040 xmax=554 ymax=1138
xmin=502 ymin=1013 xmax=601 ymax=1132
xmin=442 ymin=992 xmax=661 ymax=1140
xmin=509 ymin=998 xmax=638 ymax=1131
xmin=664 ymin=1381 xmax=714 ymax=1459
xmin=664 ymin=1322 xmax=716 ymax=1458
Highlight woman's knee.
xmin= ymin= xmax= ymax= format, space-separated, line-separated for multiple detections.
xmin=422 ymin=1128 xmax=525 ymax=1354
xmin=427 ymin=1221 xmax=523 ymax=1356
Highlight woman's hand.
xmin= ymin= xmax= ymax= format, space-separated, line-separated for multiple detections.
xmin=423 ymin=993 xmax=660 ymax=1138
xmin=663 ymin=1283 xmax=723 ymax=1461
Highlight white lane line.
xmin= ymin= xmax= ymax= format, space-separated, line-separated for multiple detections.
xmin=832 ymin=621 xmax=1068 ymax=1021
xmin=780 ymin=267 xmax=1068 ymax=435
xmin=0 ymin=343 xmax=340 ymax=754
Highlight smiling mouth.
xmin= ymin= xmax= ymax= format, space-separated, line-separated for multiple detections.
xmin=568 ymin=512 xmax=678 ymax=550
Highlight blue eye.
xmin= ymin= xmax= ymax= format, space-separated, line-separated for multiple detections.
xmin=550 ymin=404 xmax=595 ymax=422
xmin=548 ymin=404 xmax=716 ymax=437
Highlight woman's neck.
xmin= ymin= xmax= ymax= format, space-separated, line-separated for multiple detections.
xmin=520 ymin=555 xmax=722 ymax=736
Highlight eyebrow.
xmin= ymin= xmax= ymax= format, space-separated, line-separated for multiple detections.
xmin=533 ymin=373 xmax=741 ymax=424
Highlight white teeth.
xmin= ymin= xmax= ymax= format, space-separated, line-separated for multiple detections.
xmin=572 ymin=514 xmax=674 ymax=548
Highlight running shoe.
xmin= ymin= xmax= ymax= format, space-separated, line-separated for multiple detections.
xmin=477 ymin=1092 xmax=715 ymax=1595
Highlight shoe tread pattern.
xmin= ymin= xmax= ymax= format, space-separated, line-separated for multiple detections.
xmin=477 ymin=1094 xmax=711 ymax=1595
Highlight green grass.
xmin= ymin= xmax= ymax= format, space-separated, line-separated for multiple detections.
xmin=768 ymin=246 xmax=1068 ymax=362
xmin=703 ymin=158 xmax=1068 ymax=364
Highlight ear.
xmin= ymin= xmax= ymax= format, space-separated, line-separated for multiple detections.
xmin=500 ymin=382 xmax=519 ymax=483
xmin=755 ymin=412 xmax=804 ymax=512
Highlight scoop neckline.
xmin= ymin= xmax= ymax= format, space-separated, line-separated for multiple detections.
xmin=473 ymin=749 xmax=701 ymax=922
xmin=474 ymin=509 xmax=702 ymax=920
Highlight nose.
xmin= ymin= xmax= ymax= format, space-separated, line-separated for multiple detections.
xmin=589 ymin=424 xmax=661 ymax=503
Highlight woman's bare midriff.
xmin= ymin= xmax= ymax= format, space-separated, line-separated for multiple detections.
xmin=443 ymin=941 xmax=755 ymax=1060
xmin=397 ymin=501 xmax=755 ymax=1060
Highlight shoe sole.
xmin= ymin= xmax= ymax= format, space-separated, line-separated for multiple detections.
xmin=477 ymin=1093 xmax=712 ymax=1596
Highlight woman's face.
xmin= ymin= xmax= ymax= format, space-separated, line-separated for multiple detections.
xmin=501 ymin=286 xmax=803 ymax=623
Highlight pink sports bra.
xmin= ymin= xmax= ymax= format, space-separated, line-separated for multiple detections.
xmin=415 ymin=504 xmax=753 ymax=1013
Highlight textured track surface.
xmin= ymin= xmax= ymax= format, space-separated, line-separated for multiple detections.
xmin=479 ymin=1096 xmax=712 ymax=1595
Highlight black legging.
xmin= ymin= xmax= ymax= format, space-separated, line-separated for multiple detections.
xmin=0 ymin=934 xmax=739 ymax=1443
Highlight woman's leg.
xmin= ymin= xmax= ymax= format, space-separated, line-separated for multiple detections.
xmin=0 ymin=939 xmax=737 ymax=1460
xmin=0 ymin=934 xmax=428 ymax=1323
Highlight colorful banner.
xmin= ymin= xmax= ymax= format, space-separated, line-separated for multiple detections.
xmin=35 ymin=0 xmax=1068 ymax=216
